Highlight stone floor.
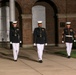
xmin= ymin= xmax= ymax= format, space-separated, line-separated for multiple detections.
xmin=0 ymin=47 xmax=76 ymax=75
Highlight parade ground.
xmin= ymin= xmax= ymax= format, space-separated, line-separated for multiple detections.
xmin=0 ymin=46 xmax=76 ymax=75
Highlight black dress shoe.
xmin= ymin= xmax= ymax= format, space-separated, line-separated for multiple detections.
xmin=14 ymin=60 xmax=17 ymax=62
xmin=68 ymin=56 xmax=71 ymax=58
xmin=39 ymin=60 xmax=43 ymax=63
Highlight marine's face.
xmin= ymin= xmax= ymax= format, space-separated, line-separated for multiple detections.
xmin=13 ymin=23 xmax=17 ymax=27
xmin=38 ymin=23 xmax=42 ymax=27
xmin=67 ymin=24 xmax=71 ymax=28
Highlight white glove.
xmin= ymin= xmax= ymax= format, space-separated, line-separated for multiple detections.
xmin=45 ymin=43 xmax=47 ymax=46
xmin=74 ymin=40 xmax=76 ymax=42
xmin=62 ymin=41 xmax=64 ymax=43
xmin=20 ymin=41 xmax=22 ymax=43
xmin=10 ymin=42 xmax=12 ymax=44
xmin=34 ymin=43 xmax=36 ymax=46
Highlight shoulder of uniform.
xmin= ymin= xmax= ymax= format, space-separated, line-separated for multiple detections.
xmin=16 ymin=27 xmax=19 ymax=28
xmin=34 ymin=28 xmax=38 ymax=31
xmin=70 ymin=28 xmax=73 ymax=30
xmin=41 ymin=28 xmax=46 ymax=31
xmin=16 ymin=27 xmax=19 ymax=30
xmin=42 ymin=27 xmax=45 ymax=29
xmin=34 ymin=27 xmax=38 ymax=30
xmin=70 ymin=28 xmax=74 ymax=31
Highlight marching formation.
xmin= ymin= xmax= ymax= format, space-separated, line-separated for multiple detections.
xmin=5 ymin=20 xmax=76 ymax=62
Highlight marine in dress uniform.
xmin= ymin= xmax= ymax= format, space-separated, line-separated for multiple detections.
xmin=62 ymin=22 xmax=76 ymax=58
xmin=10 ymin=21 xmax=21 ymax=61
xmin=33 ymin=21 xmax=47 ymax=63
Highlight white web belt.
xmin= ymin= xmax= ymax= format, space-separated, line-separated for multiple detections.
xmin=65 ymin=35 xmax=73 ymax=37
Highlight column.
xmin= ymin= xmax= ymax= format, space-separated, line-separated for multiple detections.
xmin=9 ymin=0 xmax=15 ymax=49
xmin=9 ymin=0 xmax=15 ymax=22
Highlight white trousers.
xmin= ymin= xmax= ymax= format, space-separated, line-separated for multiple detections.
xmin=65 ymin=43 xmax=73 ymax=56
xmin=37 ymin=44 xmax=44 ymax=60
xmin=12 ymin=43 xmax=19 ymax=60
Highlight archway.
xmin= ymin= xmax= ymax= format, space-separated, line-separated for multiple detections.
xmin=32 ymin=5 xmax=46 ymax=32
xmin=33 ymin=0 xmax=58 ymax=46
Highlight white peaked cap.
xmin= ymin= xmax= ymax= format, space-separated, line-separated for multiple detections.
xmin=38 ymin=21 xmax=42 ymax=23
xmin=12 ymin=21 xmax=17 ymax=23
xmin=66 ymin=22 xmax=71 ymax=24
